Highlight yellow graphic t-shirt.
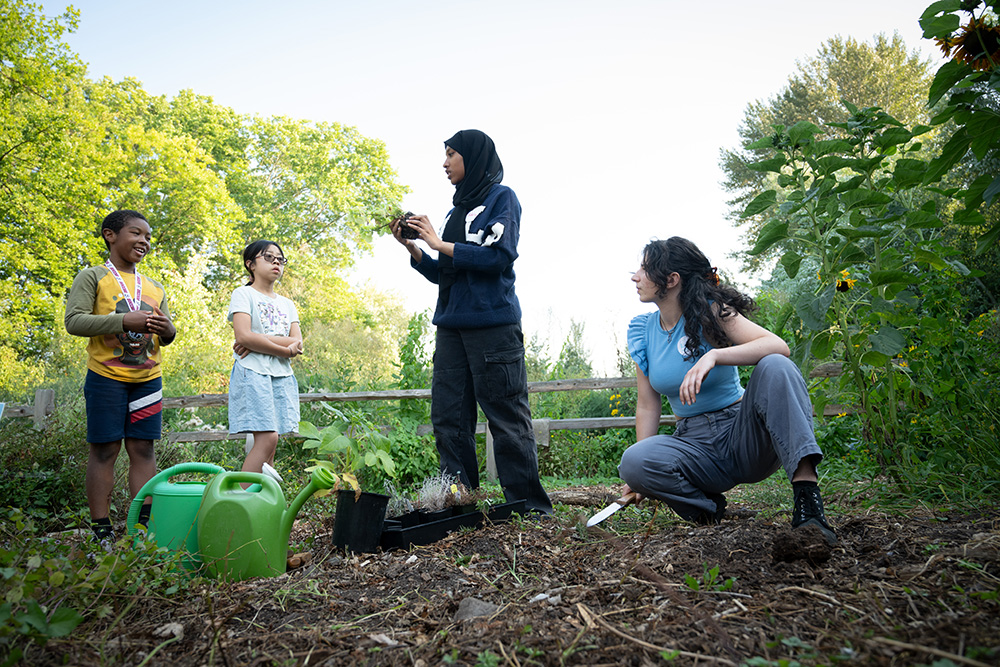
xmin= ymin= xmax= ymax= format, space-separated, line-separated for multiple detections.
xmin=65 ymin=265 xmax=171 ymax=382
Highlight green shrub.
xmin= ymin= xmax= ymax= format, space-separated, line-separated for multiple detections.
xmin=0 ymin=399 xmax=88 ymax=527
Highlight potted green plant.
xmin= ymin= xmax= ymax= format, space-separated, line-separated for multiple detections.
xmin=299 ymin=406 xmax=398 ymax=553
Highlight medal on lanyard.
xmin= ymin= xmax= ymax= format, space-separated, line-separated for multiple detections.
xmin=105 ymin=261 xmax=145 ymax=342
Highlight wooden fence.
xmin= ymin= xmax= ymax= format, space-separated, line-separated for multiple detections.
xmin=1 ymin=365 xmax=845 ymax=481
xmin=2 ymin=363 xmax=846 ymax=444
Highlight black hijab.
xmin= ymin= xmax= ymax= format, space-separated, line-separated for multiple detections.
xmin=438 ymin=130 xmax=504 ymax=296
xmin=447 ymin=129 xmax=503 ymax=210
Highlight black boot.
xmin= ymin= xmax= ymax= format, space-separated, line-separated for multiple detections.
xmin=792 ymin=482 xmax=836 ymax=546
xmin=693 ymin=493 xmax=727 ymax=526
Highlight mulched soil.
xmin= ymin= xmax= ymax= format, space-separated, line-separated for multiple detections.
xmin=36 ymin=487 xmax=1000 ymax=666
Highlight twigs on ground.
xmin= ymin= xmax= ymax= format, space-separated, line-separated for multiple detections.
xmin=872 ymin=636 xmax=995 ymax=667
xmin=576 ymin=603 xmax=738 ymax=666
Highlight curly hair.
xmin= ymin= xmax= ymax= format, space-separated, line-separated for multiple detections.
xmin=641 ymin=237 xmax=756 ymax=359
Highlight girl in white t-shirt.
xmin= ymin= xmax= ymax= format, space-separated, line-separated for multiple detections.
xmin=227 ymin=240 xmax=303 ymax=476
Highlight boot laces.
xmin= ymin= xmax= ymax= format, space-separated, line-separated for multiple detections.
xmin=795 ymin=486 xmax=826 ymax=526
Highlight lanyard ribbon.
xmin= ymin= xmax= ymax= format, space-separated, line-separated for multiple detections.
xmin=104 ymin=261 xmax=143 ymax=312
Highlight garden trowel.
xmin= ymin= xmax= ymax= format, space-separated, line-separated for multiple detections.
xmin=586 ymin=492 xmax=638 ymax=527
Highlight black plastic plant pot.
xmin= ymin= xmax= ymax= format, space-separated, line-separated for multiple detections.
xmin=486 ymin=499 xmax=527 ymax=523
xmin=380 ymin=524 xmax=403 ymax=551
xmin=419 ymin=508 xmax=452 ymax=523
xmin=452 ymin=503 xmax=479 ymax=516
xmin=390 ymin=511 xmax=420 ymax=528
xmin=332 ymin=490 xmax=389 ymax=554
xmin=381 ymin=508 xmax=485 ymax=551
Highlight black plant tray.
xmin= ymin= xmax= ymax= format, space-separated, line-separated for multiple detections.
xmin=380 ymin=500 xmax=526 ymax=551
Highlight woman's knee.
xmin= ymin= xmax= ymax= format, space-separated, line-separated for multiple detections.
xmin=751 ymin=354 xmax=801 ymax=386
xmin=618 ymin=443 xmax=647 ymax=484
xmin=618 ymin=438 xmax=679 ymax=491
xmin=757 ymin=353 xmax=794 ymax=374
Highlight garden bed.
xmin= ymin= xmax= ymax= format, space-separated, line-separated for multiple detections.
xmin=27 ymin=486 xmax=1000 ymax=666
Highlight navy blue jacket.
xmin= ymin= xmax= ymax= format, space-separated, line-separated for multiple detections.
xmin=412 ymin=184 xmax=522 ymax=328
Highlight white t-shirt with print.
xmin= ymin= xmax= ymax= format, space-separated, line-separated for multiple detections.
xmin=227 ymin=285 xmax=299 ymax=377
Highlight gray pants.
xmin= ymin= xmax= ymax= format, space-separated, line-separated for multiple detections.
xmin=618 ymin=354 xmax=822 ymax=521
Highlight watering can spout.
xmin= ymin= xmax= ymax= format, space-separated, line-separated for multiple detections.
xmin=279 ymin=467 xmax=337 ymax=546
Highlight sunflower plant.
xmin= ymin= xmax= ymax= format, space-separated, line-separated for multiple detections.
xmin=741 ymin=102 xmax=981 ymax=479
xmin=919 ymin=0 xmax=1000 ymax=254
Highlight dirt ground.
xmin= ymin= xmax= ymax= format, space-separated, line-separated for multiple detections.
xmin=37 ymin=487 xmax=1000 ymax=666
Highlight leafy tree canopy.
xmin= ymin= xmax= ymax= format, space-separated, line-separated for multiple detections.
xmin=720 ymin=33 xmax=936 ymax=272
xmin=0 ymin=0 xmax=406 ymax=359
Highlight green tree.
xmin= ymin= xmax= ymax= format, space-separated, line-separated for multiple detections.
xmin=227 ymin=116 xmax=408 ymax=270
xmin=0 ymin=1 xmax=95 ymax=355
xmin=83 ymin=78 xmax=244 ymax=274
xmin=720 ymin=34 xmax=937 ymax=271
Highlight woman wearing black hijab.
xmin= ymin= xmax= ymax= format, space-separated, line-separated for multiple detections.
xmin=392 ymin=130 xmax=552 ymax=514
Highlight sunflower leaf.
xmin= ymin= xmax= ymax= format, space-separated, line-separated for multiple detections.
xmin=793 ymin=284 xmax=835 ymax=331
xmin=779 ymin=251 xmax=801 ymax=278
xmin=860 ymin=350 xmax=890 ymax=367
xmin=749 ymin=219 xmax=788 ymax=255
xmin=869 ymin=327 xmax=905 ymax=357
xmin=741 ymin=190 xmax=777 ymax=219
xmin=811 ymin=331 xmax=836 ymax=360
xmin=787 ymin=121 xmax=820 ymax=147
xmin=892 ymin=158 xmax=926 ymax=188
xmin=953 ymin=207 xmax=986 ymax=226
xmin=928 ymin=59 xmax=972 ymax=107
xmin=875 ymin=127 xmax=913 ymax=150
xmin=747 ymin=157 xmax=786 ymax=173
xmin=924 ymin=128 xmax=971 ymax=183
xmin=870 ymin=270 xmax=916 ymax=286
xmin=976 ymin=222 xmax=1000 ymax=256
xmin=919 ymin=0 xmax=962 ymax=39
xmin=982 ymin=175 xmax=1000 ymax=207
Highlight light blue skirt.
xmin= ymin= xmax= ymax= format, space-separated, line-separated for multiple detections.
xmin=228 ymin=363 xmax=300 ymax=434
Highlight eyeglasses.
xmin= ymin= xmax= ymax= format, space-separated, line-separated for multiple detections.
xmin=257 ymin=252 xmax=287 ymax=265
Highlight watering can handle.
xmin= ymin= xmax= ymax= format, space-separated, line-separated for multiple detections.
xmin=126 ymin=462 xmax=225 ymax=535
xmin=214 ymin=472 xmax=279 ymax=493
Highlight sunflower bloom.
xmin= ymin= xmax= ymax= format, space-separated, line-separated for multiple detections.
xmin=836 ymin=270 xmax=857 ymax=292
xmin=936 ymin=16 xmax=1000 ymax=71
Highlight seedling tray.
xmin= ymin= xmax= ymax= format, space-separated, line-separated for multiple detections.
xmin=380 ymin=500 xmax=526 ymax=551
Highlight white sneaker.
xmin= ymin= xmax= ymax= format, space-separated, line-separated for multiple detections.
xmin=262 ymin=462 xmax=283 ymax=482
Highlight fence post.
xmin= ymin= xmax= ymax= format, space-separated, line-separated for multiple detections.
xmin=485 ymin=424 xmax=497 ymax=482
xmin=33 ymin=389 xmax=55 ymax=430
xmin=532 ymin=419 xmax=551 ymax=447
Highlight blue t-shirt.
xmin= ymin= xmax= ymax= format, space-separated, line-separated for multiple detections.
xmin=627 ymin=311 xmax=744 ymax=418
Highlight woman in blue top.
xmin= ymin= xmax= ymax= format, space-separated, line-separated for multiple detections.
xmin=618 ymin=237 xmax=835 ymax=544
xmin=390 ymin=130 xmax=552 ymax=514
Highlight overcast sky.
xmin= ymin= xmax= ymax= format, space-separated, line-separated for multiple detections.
xmin=40 ymin=0 xmax=942 ymax=373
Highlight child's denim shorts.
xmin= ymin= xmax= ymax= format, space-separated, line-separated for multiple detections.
xmin=84 ymin=370 xmax=163 ymax=443
xmin=228 ymin=363 xmax=300 ymax=435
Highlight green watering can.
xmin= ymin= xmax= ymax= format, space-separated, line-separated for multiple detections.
xmin=126 ymin=462 xmax=224 ymax=568
xmin=196 ymin=467 xmax=336 ymax=581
